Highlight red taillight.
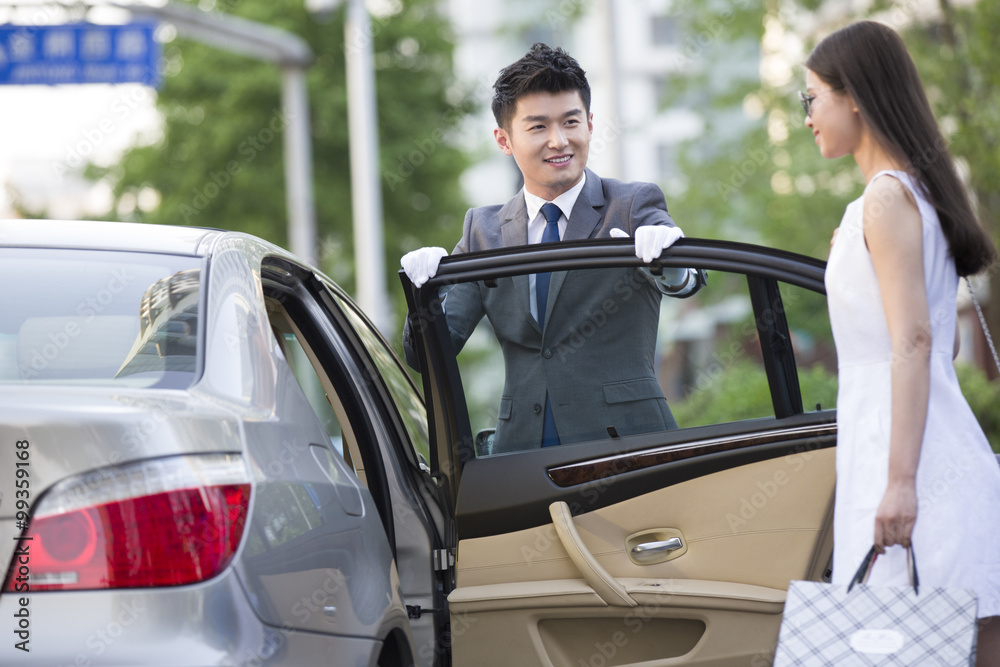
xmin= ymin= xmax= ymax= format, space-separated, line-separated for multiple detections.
xmin=4 ymin=455 xmax=250 ymax=592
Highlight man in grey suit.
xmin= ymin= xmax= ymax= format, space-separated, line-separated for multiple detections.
xmin=402 ymin=44 xmax=702 ymax=453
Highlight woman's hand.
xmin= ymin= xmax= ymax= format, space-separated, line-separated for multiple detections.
xmin=874 ymin=481 xmax=918 ymax=553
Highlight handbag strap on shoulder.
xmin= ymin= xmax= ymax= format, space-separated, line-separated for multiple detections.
xmin=966 ymin=276 xmax=1000 ymax=375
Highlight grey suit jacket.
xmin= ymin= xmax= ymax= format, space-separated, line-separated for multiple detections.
xmin=406 ymin=169 xmax=680 ymax=453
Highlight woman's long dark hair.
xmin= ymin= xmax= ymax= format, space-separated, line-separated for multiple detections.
xmin=807 ymin=21 xmax=996 ymax=276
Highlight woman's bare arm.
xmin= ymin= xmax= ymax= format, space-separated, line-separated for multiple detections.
xmin=863 ymin=174 xmax=931 ymax=552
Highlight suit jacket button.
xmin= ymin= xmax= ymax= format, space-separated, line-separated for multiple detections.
xmin=533 ymin=403 xmax=542 ymax=414
xmin=542 ymin=348 xmax=552 ymax=359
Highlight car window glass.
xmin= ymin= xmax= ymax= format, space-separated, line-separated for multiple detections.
xmin=660 ymin=271 xmax=775 ymax=429
xmin=265 ymin=296 xmax=363 ymax=480
xmin=436 ymin=265 xmax=805 ymax=457
xmin=0 ymin=248 xmax=201 ymax=388
xmin=779 ymin=283 xmax=838 ymax=413
xmin=278 ymin=331 xmax=350 ymax=463
xmin=325 ymin=290 xmax=432 ymax=471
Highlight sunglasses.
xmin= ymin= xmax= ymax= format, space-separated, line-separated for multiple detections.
xmin=799 ymin=88 xmax=843 ymax=117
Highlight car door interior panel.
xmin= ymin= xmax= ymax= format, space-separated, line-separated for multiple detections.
xmin=448 ymin=448 xmax=834 ymax=666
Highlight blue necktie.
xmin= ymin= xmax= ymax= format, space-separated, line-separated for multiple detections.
xmin=537 ymin=202 xmax=561 ymax=447
xmin=536 ymin=202 xmax=561 ymax=329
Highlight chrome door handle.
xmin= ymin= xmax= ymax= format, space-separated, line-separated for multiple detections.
xmin=631 ymin=537 xmax=682 ymax=559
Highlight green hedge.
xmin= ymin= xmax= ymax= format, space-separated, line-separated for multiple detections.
xmin=671 ymin=361 xmax=837 ymax=428
xmin=672 ymin=361 xmax=998 ymax=453
xmin=955 ymin=363 xmax=1000 ymax=453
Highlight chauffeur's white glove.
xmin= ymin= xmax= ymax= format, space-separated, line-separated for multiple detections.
xmin=611 ymin=225 xmax=685 ymax=263
xmin=611 ymin=226 xmax=696 ymax=295
xmin=401 ymin=246 xmax=448 ymax=288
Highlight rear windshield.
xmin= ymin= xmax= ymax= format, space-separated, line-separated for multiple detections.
xmin=0 ymin=248 xmax=203 ymax=389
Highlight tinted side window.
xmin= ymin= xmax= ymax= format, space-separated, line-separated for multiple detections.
xmin=266 ymin=298 xmax=359 ymax=477
xmin=325 ymin=289 xmax=432 ymax=471
xmin=279 ymin=331 xmax=350 ymax=462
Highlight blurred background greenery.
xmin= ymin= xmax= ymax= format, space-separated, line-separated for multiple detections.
xmin=12 ymin=0 xmax=995 ymax=447
xmin=82 ymin=0 xmax=473 ymax=322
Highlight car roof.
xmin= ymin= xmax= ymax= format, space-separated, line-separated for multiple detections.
xmin=0 ymin=219 xmax=224 ymax=256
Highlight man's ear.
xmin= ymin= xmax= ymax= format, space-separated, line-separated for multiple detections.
xmin=587 ymin=112 xmax=594 ymax=135
xmin=494 ymin=127 xmax=513 ymax=155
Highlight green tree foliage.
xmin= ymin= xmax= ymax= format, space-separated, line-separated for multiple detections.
xmin=671 ymin=360 xmax=838 ymax=428
xmin=658 ymin=0 xmax=999 ymax=444
xmin=660 ymin=0 xmax=865 ymax=258
xmin=89 ymin=0 xmax=471 ymax=320
xmin=663 ymin=0 xmax=998 ymax=259
xmin=655 ymin=0 xmax=865 ymax=341
xmin=898 ymin=0 xmax=1000 ymax=354
xmin=662 ymin=0 xmax=1000 ymax=372
xmin=955 ymin=363 xmax=1000 ymax=452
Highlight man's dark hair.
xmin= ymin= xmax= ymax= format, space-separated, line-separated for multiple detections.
xmin=492 ymin=43 xmax=591 ymax=131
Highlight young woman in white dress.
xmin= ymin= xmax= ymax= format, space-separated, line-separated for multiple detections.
xmin=803 ymin=21 xmax=999 ymax=665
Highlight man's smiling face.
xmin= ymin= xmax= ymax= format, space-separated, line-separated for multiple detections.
xmin=494 ymin=90 xmax=593 ymax=201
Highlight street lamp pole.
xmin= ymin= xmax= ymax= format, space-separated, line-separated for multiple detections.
xmin=343 ymin=0 xmax=390 ymax=334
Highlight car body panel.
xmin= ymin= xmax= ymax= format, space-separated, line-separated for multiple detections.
xmin=0 ymin=220 xmax=435 ymax=666
xmin=0 ymin=388 xmax=243 ymax=585
xmin=0 ymin=569 xmax=383 ymax=665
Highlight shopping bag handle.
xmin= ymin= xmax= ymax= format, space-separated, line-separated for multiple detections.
xmin=847 ymin=545 xmax=919 ymax=595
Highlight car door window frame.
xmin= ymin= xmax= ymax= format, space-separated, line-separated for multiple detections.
xmin=266 ymin=296 xmax=367 ymax=484
xmin=261 ymin=261 xmax=399 ymax=555
xmin=401 ymin=239 xmax=835 ymax=536
xmin=747 ymin=274 xmax=804 ymax=418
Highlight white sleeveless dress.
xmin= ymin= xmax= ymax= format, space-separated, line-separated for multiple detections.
xmin=826 ymin=169 xmax=1000 ymax=618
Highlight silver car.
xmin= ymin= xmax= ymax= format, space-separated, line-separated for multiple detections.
xmin=3 ymin=218 xmax=858 ymax=667
xmin=1 ymin=220 xmax=449 ymax=666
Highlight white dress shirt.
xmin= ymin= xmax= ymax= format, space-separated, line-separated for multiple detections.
xmin=523 ymin=174 xmax=587 ymax=322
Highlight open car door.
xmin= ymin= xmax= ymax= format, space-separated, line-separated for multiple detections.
xmin=403 ymin=239 xmax=837 ymax=667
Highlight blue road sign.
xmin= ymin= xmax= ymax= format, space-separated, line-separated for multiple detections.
xmin=0 ymin=22 xmax=160 ymax=86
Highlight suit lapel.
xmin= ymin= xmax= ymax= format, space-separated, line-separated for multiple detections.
xmin=544 ymin=171 xmax=604 ymax=328
xmin=563 ymin=169 xmax=605 ymax=241
xmin=497 ymin=191 xmax=535 ymax=330
xmin=542 ymin=270 xmax=567 ymax=333
xmin=499 ymin=192 xmax=528 ymax=248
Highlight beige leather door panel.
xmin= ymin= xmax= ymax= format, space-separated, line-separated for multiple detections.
xmin=449 ymin=448 xmax=835 ymax=666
